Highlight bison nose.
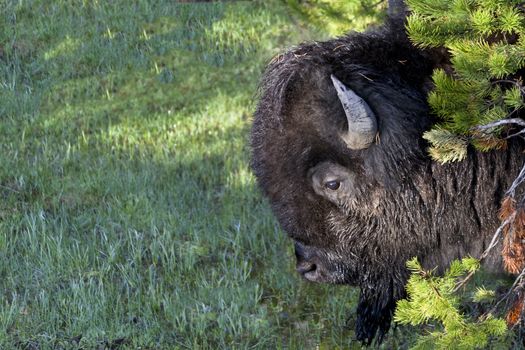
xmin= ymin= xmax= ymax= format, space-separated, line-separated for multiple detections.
xmin=294 ymin=241 xmax=308 ymax=261
xmin=294 ymin=241 xmax=318 ymax=276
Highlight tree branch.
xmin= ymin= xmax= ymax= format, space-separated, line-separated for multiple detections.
xmin=507 ymin=162 xmax=525 ymax=198
xmin=454 ymin=162 xmax=525 ymax=318
xmin=480 ymin=266 xmax=525 ymax=322
xmin=476 ymin=118 xmax=525 ymax=131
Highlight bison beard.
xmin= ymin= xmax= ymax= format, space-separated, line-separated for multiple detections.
xmin=250 ymin=19 xmax=525 ymax=345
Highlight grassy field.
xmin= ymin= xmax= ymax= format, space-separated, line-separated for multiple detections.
xmin=0 ymin=1 xmax=395 ymax=348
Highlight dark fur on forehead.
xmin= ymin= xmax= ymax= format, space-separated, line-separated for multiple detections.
xmin=256 ymin=20 xmax=437 ymax=127
xmin=253 ymin=23 xmax=437 ymax=197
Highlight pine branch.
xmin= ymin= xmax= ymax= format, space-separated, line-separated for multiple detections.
xmin=476 ymin=117 xmax=525 ymax=130
xmin=480 ymin=265 xmax=525 ymax=322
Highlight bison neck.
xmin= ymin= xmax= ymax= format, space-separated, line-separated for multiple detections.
xmin=417 ymin=142 xmax=523 ymax=274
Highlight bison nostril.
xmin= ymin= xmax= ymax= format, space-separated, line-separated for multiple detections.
xmin=294 ymin=241 xmax=319 ymax=278
xmin=296 ymin=261 xmax=317 ymax=275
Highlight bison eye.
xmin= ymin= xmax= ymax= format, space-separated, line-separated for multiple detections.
xmin=324 ymin=180 xmax=340 ymax=191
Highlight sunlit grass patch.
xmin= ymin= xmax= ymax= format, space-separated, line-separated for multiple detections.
xmin=43 ymin=36 xmax=81 ymax=60
xmin=284 ymin=0 xmax=386 ymax=36
xmin=0 ymin=0 xmax=387 ymax=348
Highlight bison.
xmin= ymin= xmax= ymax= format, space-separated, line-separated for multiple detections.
xmin=250 ymin=9 xmax=524 ymax=345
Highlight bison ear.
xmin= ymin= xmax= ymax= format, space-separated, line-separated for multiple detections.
xmin=330 ymin=75 xmax=378 ymax=150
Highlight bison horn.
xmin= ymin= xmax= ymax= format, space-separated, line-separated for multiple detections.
xmin=330 ymin=74 xmax=377 ymax=150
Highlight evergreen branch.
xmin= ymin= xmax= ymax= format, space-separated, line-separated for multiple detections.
xmin=480 ymin=264 xmax=525 ymax=322
xmin=491 ymin=79 xmax=525 ymax=96
xmin=475 ymin=118 xmax=525 ymax=130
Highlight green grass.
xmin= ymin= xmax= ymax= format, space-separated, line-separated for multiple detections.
xmin=0 ymin=1 xmax=391 ymax=348
xmin=283 ymin=0 xmax=386 ymax=36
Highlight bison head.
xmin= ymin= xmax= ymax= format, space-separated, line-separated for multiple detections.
xmin=251 ymin=23 xmax=518 ymax=344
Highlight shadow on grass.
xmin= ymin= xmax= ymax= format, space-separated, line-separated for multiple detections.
xmin=0 ymin=1 xmax=366 ymax=348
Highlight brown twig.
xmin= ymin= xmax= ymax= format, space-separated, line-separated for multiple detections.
xmin=480 ymin=265 xmax=525 ymax=322
xmin=454 ymin=163 xmax=525 ymax=324
xmin=505 ymin=129 xmax=525 ymax=139
xmin=507 ymin=162 xmax=525 ymax=198
xmin=491 ymin=79 xmax=525 ymax=96
xmin=452 ymin=162 xmax=525 ymax=292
